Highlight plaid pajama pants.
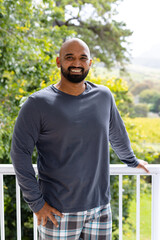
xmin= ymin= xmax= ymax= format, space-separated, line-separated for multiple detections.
xmin=38 ymin=203 xmax=112 ymax=240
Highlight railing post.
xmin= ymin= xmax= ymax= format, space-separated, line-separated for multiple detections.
xmin=33 ymin=213 xmax=38 ymax=240
xmin=16 ymin=177 xmax=21 ymax=240
xmin=119 ymin=175 xmax=123 ymax=240
xmin=136 ymin=175 xmax=140 ymax=240
xmin=152 ymin=174 xmax=160 ymax=240
xmin=0 ymin=174 xmax=5 ymax=240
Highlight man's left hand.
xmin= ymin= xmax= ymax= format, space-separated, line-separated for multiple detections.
xmin=136 ymin=159 xmax=150 ymax=173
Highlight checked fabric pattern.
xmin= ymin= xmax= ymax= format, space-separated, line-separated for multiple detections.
xmin=38 ymin=203 xmax=112 ymax=240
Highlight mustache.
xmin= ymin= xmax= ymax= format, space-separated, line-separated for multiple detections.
xmin=68 ymin=66 xmax=84 ymax=71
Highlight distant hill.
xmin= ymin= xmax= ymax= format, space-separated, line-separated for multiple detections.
xmin=125 ymin=64 xmax=160 ymax=83
xmin=95 ymin=63 xmax=160 ymax=84
xmin=132 ymin=44 xmax=160 ymax=69
xmin=95 ymin=44 xmax=160 ymax=84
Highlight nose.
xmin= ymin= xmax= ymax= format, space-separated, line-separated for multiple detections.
xmin=71 ymin=58 xmax=82 ymax=67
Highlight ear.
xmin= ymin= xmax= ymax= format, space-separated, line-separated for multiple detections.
xmin=56 ymin=56 xmax=61 ymax=68
xmin=89 ymin=59 xmax=92 ymax=67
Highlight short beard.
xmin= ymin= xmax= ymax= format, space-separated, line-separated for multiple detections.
xmin=61 ymin=66 xmax=89 ymax=83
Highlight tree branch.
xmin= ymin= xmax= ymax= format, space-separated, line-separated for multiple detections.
xmin=52 ymin=18 xmax=110 ymax=38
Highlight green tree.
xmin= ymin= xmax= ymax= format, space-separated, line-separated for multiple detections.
xmin=150 ymin=98 xmax=160 ymax=113
xmin=130 ymin=82 xmax=151 ymax=95
xmin=139 ymin=89 xmax=160 ymax=104
xmin=53 ymin=0 xmax=132 ymax=68
xmin=0 ymin=0 xmax=72 ymax=238
xmin=0 ymin=0 xmax=133 ymax=163
xmin=139 ymin=89 xmax=160 ymax=113
xmin=132 ymin=103 xmax=149 ymax=118
xmin=0 ymin=0 xmax=142 ymax=239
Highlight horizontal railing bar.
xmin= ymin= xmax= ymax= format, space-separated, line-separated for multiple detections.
xmin=1 ymin=164 xmax=160 ymax=175
xmin=110 ymin=164 xmax=160 ymax=175
xmin=0 ymin=164 xmax=37 ymax=175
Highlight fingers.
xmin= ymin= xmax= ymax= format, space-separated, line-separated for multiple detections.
xmin=49 ymin=214 xmax=59 ymax=228
xmin=35 ymin=203 xmax=64 ymax=228
xmin=141 ymin=160 xmax=148 ymax=165
xmin=36 ymin=214 xmax=59 ymax=228
xmin=42 ymin=217 xmax=47 ymax=226
xmin=51 ymin=207 xmax=64 ymax=218
xmin=49 ymin=207 xmax=64 ymax=227
xmin=138 ymin=163 xmax=150 ymax=173
xmin=37 ymin=217 xmax=42 ymax=226
xmin=142 ymin=164 xmax=150 ymax=173
xmin=137 ymin=160 xmax=150 ymax=173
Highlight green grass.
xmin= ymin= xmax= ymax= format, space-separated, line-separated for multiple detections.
xmin=123 ymin=185 xmax=151 ymax=240
xmin=126 ymin=117 xmax=160 ymax=158
xmin=129 ymin=118 xmax=160 ymax=144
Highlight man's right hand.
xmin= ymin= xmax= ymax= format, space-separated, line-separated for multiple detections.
xmin=35 ymin=202 xmax=64 ymax=227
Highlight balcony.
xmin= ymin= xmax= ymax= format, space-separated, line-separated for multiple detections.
xmin=0 ymin=164 xmax=160 ymax=240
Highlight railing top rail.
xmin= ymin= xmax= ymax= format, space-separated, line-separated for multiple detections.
xmin=110 ymin=164 xmax=160 ymax=175
xmin=0 ymin=164 xmax=160 ymax=175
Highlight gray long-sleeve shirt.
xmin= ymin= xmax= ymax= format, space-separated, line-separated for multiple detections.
xmin=11 ymin=81 xmax=139 ymax=213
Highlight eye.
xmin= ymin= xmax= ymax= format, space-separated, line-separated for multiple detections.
xmin=66 ymin=56 xmax=73 ymax=60
xmin=80 ymin=57 xmax=88 ymax=61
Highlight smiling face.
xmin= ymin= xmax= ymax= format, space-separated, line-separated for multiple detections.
xmin=56 ymin=39 xmax=92 ymax=83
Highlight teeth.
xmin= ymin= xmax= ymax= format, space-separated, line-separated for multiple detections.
xmin=71 ymin=69 xmax=81 ymax=73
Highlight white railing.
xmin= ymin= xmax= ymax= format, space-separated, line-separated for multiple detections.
xmin=0 ymin=164 xmax=160 ymax=240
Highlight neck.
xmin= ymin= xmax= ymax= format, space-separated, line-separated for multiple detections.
xmin=54 ymin=78 xmax=86 ymax=96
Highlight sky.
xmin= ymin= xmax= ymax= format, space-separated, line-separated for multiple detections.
xmin=116 ymin=0 xmax=160 ymax=57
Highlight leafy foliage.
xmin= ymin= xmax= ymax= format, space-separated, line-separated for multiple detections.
xmin=63 ymin=0 xmax=132 ymax=68
xmin=130 ymin=103 xmax=149 ymax=118
xmin=139 ymin=89 xmax=160 ymax=113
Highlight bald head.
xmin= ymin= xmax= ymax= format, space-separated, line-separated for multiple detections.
xmin=56 ymin=38 xmax=92 ymax=84
xmin=59 ymin=38 xmax=91 ymax=58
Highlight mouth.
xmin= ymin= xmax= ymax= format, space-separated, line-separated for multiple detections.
xmin=69 ymin=68 xmax=83 ymax=74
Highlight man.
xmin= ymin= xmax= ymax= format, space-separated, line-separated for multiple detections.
xmin=11 ymin=38 xmax=149 ymax=240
